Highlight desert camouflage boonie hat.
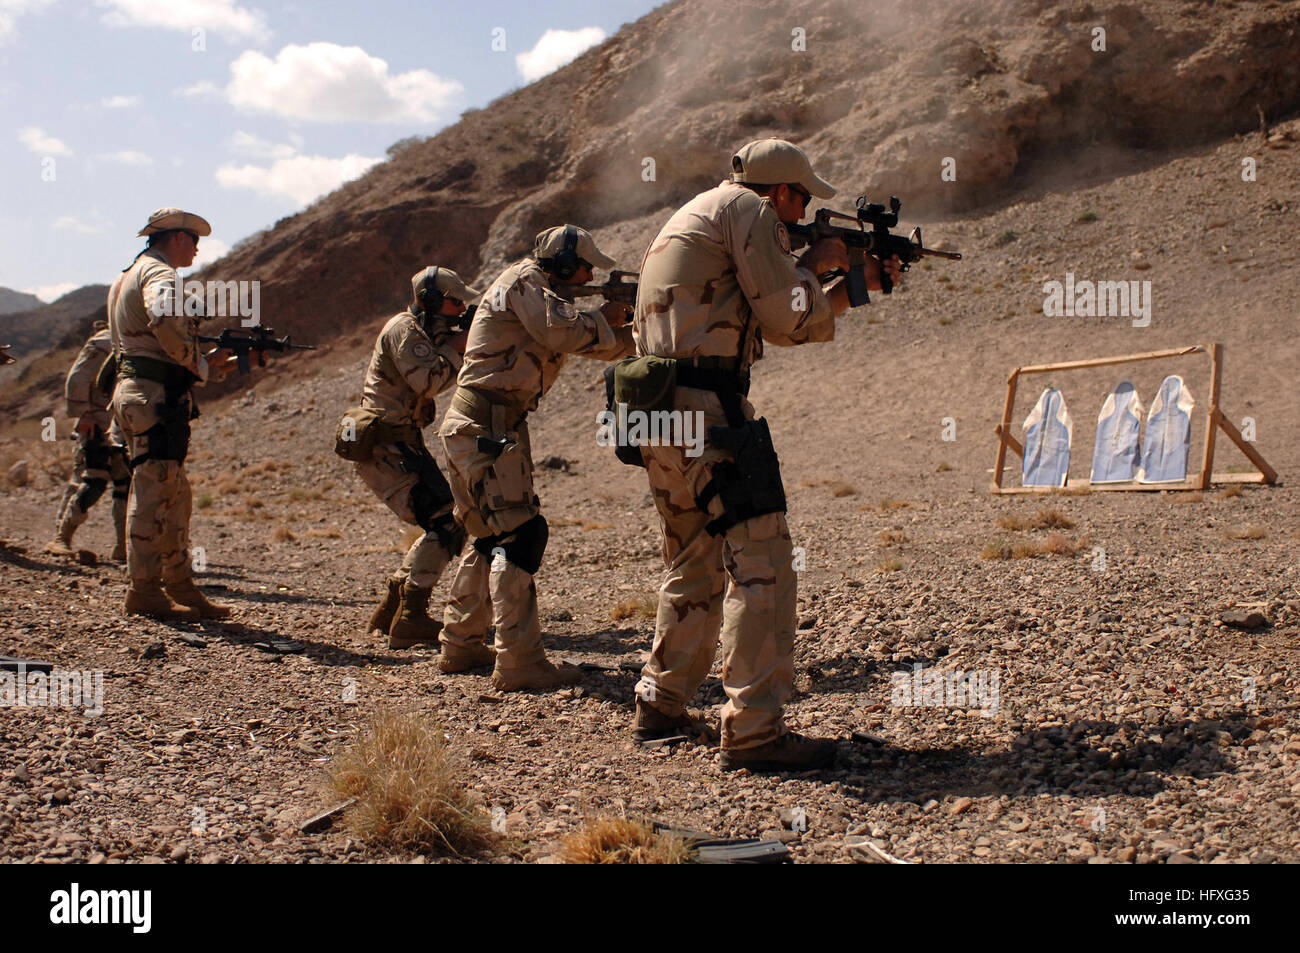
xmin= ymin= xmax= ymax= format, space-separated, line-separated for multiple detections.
xmin=730 ymin=139 xmax=836 ymax=199
xmin=412 ymin=266 xmax=482 ymax=303
xmin=136 ymin=207 xmax=212 ymax=237
xmin=533 ymin=225 xmax=615 ymax=271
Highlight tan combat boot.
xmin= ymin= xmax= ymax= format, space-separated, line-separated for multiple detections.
xmin=491 ymin=658 xmax=582 ymax=693
xmin=43 ymin=522 xmax=76 ymax=557
xmin=632 ymin=698 xmax=717 ymax=744
xmin=388 ymin=583 xmax=442 ymax=649
xmin=164 ymin=579 xmax=234 ymax=619
xmin=719 ymin=732 xmax=837 ymax=773
xmin=439 ymin=641 xmax=495 ymax=674
xmin=125 ymin=582 xmax=200 ymax=621
xmin=367 ymin=576 xmax=403 ymax=635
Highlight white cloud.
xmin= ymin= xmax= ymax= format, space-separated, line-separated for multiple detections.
xmin=93 ymin=150 xmax=153 ymax=165
xmin=226 ymin=42 xmax=462 ymax=123
xmin=53 ymin=215 xmax=107 ymax=235
xmin=97 ymin=0 xmax=268 ymax=42
xmin=215 ymin=153 xmax=381 ymax=206
xmin=176 ymin=80 xmax=221 ymax=99
xmin=0 ymin=0 xmax=54 ymax=45
xmin=229 ymin=129 xmax=298 ymax=159
xmin=515 ymin=27 xmax=606 ymax=82
xmin=18 ymin=126 xmax=71 ymax=156
xmin=24 ymin=282 xmax=79 ymax=303
xmin=101 ymin=94 xmax=140 ymax=108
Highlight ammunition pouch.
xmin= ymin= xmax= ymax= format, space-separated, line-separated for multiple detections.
xmin=334 ymin=405 xmax=384 ymax=461
xmin=602 ymin=364 xmax=645 ymax=469
xmin=473 ymin=513 xmax=549 ymax=575
xmin=478 ymin=435 xmax=532 ymax=513
xmin=611 ymin=355 xmax=677 ymax=414
xmin=695 ymin=417 xmax=787 ymax=537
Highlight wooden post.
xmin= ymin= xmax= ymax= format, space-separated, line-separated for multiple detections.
xmin=1198 ymin=343 xmax=1222 ymax=490
xmin=1212 ymin=408 xmax=1279 ymax=484
xmin=992 ymin=369 xmax=1019 ymax=492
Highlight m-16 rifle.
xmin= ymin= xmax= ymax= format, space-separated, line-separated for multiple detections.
xmin=197 ymin=325 xmax=316 ymax=374
xmin=787 ymin=196 xmax=961 ymax=306
xmin=556 ymin=270 xmax=639 ymax=306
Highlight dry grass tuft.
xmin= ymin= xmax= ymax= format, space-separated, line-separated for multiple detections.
xmin=982 ymin=533 xmax=1083 ymax=560
xmin=303 ymin=527 xmax=343 ymax=539
xmin=1217 ymin=485 xmax=1243 ymax=499
xmin=876 ymin=530 xmax=907 ymax=546
xmin=997 ymin=506 xmax=1076 ymax=531
xmin=935 ymin=462 xmax=953 ymax=472
xmin=1224 ymin=524 xmax=1266 ymax=540
xmin=880 ymin=498 xmax=911 ymax=510
xmin=580 ymin=520 xmax=614 ymax=531
xmin=327 ymin=710 xmax=491 ymax=857
xmin=830 ymin=482 xmax=858 ymax=498
xmin=1169 ymin=492 xmax=1204 ymax=504
xmin=875 ymin=557 xmax=904 ymax=574
xmin=269 ymin=525 xmax=296 ymax=543
xmin=612 ymin=595 xmax=657 ymax=621
xmin=559 ymin=817 xmax=692 ymax=864
xmin=196 ymin=492 xmax=214 ymax=510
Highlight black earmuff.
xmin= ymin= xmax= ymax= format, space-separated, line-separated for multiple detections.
xmin=549 ymin=225 xmax=581 ymax=282
xmin=419 ymin=266 xmax=444 ymax=314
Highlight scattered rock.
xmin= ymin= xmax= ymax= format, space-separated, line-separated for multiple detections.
xmin=1220 ymin=610 xmax=1268 ymax=630
xmin=5 ymin=461 xmax=28 ymax=487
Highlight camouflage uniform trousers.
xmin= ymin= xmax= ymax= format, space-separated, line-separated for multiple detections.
xmin=54 ymin=417 xmax=130 ymax=542
xmin=354 ymin=442 xmax=457 ymax=588
xmin=110 ymin=376 xmax=195 ymax=587
xmin=439 ymin=405 xmax=545 ymax=673
xmin=634 ymin=386 xmax=797 ymax=751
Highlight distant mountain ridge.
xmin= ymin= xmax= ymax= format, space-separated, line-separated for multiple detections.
xmin=0 ymin=288 xmax=42 ymax=316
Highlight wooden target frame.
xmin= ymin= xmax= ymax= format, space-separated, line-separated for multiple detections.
xmin=990 ymin=343 xmax=1278 ymax=494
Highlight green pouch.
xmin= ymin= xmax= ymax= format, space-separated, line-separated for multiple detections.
xmin=333 ymin=405 xmax=384 ymax=462
xmin=612 ymin=355 xmax=676 ymax=414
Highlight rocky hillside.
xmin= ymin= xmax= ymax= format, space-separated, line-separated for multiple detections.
xmin=199 ymin=0 xmax=1300 ymax=350
xmin=0 ymin=288 xmax=42 ymax=316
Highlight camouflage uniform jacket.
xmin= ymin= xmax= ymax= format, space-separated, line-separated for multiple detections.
xmin=361 ymin=311 xmax=462 ymax=429
xmin=456 ymin=258 xmax=634 ymax=412
xmin=107 ymin=248 xmax=208 ymax=380
xmin=632 ymin=180 xmax=835 ymax=370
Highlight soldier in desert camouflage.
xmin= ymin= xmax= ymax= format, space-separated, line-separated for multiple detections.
xmin=45 ymin=321 xmax=130 ymax=560
xmin=349 ymin=267 xmax=478 ymax=650
xmin=438 ymin=225 xmax=634 ymax=689
xmin=108 ymin=207 xmax=239 ymax=620
xmin=629 ymin=139 xmax=902 ymax=771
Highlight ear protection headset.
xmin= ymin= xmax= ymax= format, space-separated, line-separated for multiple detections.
xmin=418 ymin=266 xmax=444 ymax=314
xmin=548 ymin=225 xmax=582 ymax=282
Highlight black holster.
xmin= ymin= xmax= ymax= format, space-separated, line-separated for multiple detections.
xmin=695 ymin=416 xmax=787 ymax=537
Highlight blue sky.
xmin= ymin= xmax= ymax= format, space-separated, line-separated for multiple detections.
xmin=1 ymin=0 xmax=664 ymax=301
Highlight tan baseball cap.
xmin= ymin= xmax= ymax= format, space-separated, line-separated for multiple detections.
xmin=136 ymin=207 xmax=212 ymax=237
xmin=412 ymin=266 xmax=481 ymax=304
xmin=730 ymin=139 xmax=836 ymax=199
xmin=533 ymin=225 xmax=615 ymax=271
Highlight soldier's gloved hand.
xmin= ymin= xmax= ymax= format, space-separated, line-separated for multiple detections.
xmin=798 ymin=237 xmax=849 ymax=278
xmin=600 ymin=299 xmax=632 ymax=328
xmin=863 ymin=254 xmax=905 ymax=292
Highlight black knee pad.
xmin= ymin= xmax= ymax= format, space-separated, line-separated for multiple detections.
xmin=75 ymin=477 xmax=108 ymax=511
xmin=473 ymin=514 xmax=548 ymax=574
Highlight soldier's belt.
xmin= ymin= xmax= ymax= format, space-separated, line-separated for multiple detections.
xmin=118 ymin=354 xmax=198 ymax=396
xmin=451 ymin=386 xmax=526 ymax=433
xmin=672 ymin=359 xmax=749 ymax=398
